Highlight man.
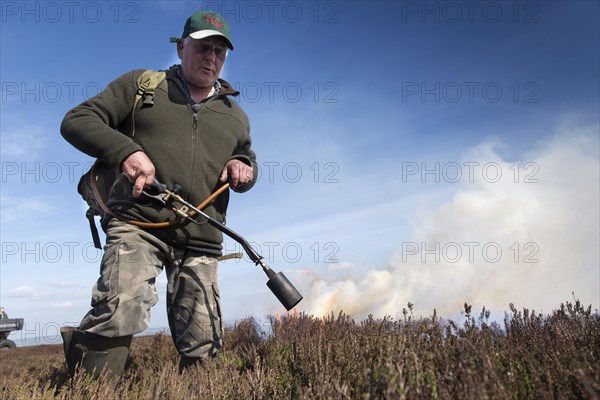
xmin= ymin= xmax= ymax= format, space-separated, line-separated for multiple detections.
xmin=60 ymin=10 xmax=257 ymax=378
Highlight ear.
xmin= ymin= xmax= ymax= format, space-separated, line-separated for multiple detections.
xmin=177 ymin=40 xmax=184 ymax=60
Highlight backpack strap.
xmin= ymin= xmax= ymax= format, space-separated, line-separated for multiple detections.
xmin=130 ymin=70 xmax=167 ymax=136
xmin=135 ymin=70 xmax=167 ymax=106
xmin=86 ymin=208 xmax=102 ymax=249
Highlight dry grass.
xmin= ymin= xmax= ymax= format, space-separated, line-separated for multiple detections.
xmin=0 ymin=300 xmax=598 ymax=399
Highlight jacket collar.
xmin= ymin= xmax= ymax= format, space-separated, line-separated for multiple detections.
xmin=217 ymin=78 xmax=239 ymax=96
xmin=167 ymin=65 xmax=239 ymax=101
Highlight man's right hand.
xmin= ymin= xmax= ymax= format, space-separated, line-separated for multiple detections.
xmin=121 ymin=151 xmax=155 ymax=198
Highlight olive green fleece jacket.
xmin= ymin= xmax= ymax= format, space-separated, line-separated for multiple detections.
xmin=61 ymin=65 xmax=258 ymax=256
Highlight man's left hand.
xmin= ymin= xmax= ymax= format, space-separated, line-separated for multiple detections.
xmin=219 ymin=159 xmax=254 ymax=189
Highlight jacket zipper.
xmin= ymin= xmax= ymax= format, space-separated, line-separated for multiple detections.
xmin=186 ymin=106 xmax=199 ymax=200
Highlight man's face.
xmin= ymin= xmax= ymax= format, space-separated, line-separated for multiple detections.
xmin=177 ymin=36 xmax=228 ymax=89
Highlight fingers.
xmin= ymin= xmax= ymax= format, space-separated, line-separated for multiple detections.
xmin=132 ymin=176 xmax=146 ymax=198
xmin=132 ymin=173 xmax=155 ymax=198
xmin=220 ymin=159 xmax=253 ymax=189
xmin=219 ymin=167 xmax=228 ymax=183
xmin=122 ymin=151 xmax=155 ymax=198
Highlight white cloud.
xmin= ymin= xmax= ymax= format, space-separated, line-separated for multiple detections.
xmin=297 ymin=123 xmax=600 ymax=319
xmin=8 ymin=285 xmax=40 ymax=297
xmin=49 ymin=301 xmax=77 ymax=310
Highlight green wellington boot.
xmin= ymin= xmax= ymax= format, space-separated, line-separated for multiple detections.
xmin=60 ymin=326 xmax=132 ymax=380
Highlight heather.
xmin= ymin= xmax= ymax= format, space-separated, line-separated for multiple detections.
xmin=1 ymin=300 xmax=598 ymax=399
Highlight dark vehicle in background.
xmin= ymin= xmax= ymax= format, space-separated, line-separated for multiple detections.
xmin=0 ymin=307 xmax=23 ymax=350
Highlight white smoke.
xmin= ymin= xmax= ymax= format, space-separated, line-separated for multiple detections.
xmin=298 ymin=124 xmax=600 ymax=319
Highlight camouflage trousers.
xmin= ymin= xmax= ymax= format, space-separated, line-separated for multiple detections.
xmin=79 ymin=219 xmax=223 ymax=358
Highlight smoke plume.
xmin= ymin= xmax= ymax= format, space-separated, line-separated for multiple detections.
xmin=299 ymin=125 xmax=600 ymax=319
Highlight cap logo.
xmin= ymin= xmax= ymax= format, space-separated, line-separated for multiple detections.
xmin=204 ymin=14 xmax=223 ymax=30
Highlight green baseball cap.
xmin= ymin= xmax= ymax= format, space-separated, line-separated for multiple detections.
xmin=170 ymin=10 xmax=234 ymax=50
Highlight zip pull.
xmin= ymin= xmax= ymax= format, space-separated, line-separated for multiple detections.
xmin=192 ymin=113 xmax=198 ymax=129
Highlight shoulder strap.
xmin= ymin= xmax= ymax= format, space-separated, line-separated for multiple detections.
xmin=135 ymin=70 xmax=167 ymax=106
xmin=130 ymin=70 xmax=167 ymax=136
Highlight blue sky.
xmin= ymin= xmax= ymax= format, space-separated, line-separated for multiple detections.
xmin=1 ymin=1 xmax=598 ymax=344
